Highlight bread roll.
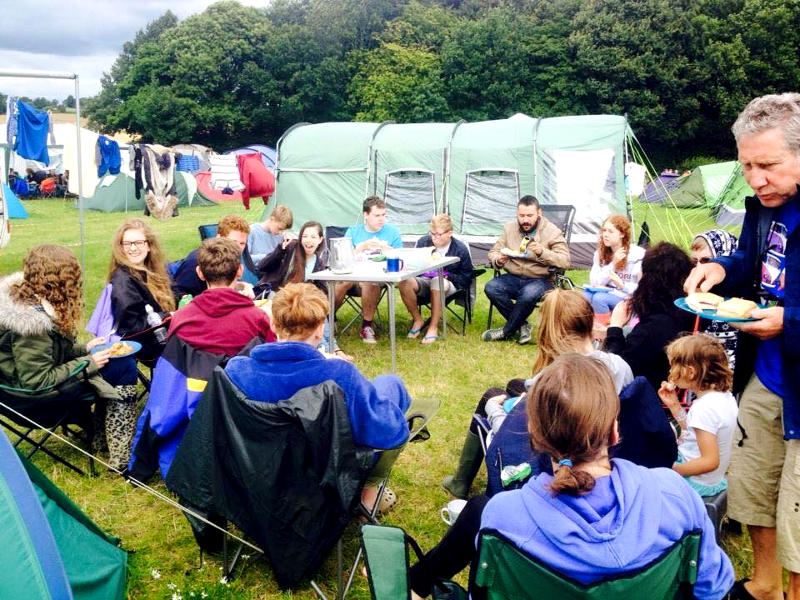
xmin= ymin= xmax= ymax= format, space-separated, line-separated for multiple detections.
xmin=686 ymin=292 xmax=723 ymax=312
xmin=716 ymin=297 xmax=758 ymax=319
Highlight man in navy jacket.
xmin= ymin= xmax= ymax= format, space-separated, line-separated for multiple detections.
xmin=685 ymin=93 xmax=800 ymax=600
xmin=398 ymin=214 xmax=473 ymax=345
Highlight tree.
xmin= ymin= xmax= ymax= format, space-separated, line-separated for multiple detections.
xmin=347 ymin=43 xmax=450 ymax=121
xmin=63 ymin=95 xmax=76 ymax=109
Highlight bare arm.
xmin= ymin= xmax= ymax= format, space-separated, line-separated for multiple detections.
xmin=673 ymin=429 xmax=720 ymax=476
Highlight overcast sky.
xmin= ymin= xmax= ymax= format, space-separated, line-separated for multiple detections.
xmin=0 ymin=0 xmax=270 ymax=101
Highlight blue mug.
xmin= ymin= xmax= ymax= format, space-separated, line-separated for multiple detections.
xmin=386 ymin=257 xmax=404 ymax=272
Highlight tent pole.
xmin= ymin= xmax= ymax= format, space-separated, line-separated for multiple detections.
xmin=74 ymin=75 xmax=86 ymax=296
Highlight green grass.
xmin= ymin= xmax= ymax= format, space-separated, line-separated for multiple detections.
xmin=1 ymin=199 xmax=751 ymax=599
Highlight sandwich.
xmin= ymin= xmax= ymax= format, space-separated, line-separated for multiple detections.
xmin=716 ymin=297 xmax=758 ymax=319
xmin=686 ymin=292 xmax=723 ymax=313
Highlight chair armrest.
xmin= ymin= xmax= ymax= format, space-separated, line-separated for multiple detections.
xmin=0 ymin=359 xmax=91 ymax=396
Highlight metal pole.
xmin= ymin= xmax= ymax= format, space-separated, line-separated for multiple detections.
xmin=74 ymin=75 xmax=86 ymax=293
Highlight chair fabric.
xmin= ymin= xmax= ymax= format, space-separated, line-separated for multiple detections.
xmin=473 ymin=529 xmax=700 ymax=600
xmin=485 ymin=377 xmax=677 ymax=497
xmin=127 ymin=335 xmax=227 ymax=482
xmin=362 ymin=524 xmax=411 ymax=600
xmin=198 ymin=223 xmax=218 ymax=240
xmin=165 ymin=371 xmax=373 ymax=589
xmin=486 ymin=204 xmax=576 ymax=329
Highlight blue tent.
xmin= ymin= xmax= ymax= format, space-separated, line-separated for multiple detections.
xmin=225 ymin=144 xmax=277 ymax=172
xmin=0 ymin=432 xmax=127 ymax=599
xmin=3 ymin=183 xmax=29 ymax=218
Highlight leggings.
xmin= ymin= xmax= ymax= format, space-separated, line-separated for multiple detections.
xmin=408 ymin=494 xmax=489 ymax=597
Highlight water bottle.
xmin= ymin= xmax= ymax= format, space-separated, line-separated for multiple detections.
xmin=145 ymin=304 xmax=168 ymax=344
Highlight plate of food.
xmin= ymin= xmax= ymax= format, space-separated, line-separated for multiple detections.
xmin=89 ymin=340 xmax=142 ymax=358
xmin=675 ymin=293 xmax=763 ymax=323
xmin=500 ymin=248 xmax=527 ymax=258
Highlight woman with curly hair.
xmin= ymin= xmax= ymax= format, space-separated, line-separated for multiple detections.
xmin=603 ymin=241 xmax=695 ymax=390
xmin=583 ymin=214 xmax=644 ymax=322
xmin=108 ymin=218 xmax=175 ymax=364
xmin=0 ymin=245 xmax=138 ymax=470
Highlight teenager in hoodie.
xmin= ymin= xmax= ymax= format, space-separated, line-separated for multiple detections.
xmin=168 ymin=237 xmax=275 ymax=356
xmin=480 ymin=354 xmax=733 ymax=599
xmin=409 ymin=354 xmax=732 ymax=599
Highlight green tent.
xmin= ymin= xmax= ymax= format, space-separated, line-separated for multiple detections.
xmin=271 ymin=115 xmax=631 ymax=267
xmin=667 ymin=161 xmax=751 ymax=211
xmin=712 ymin=162 xmax=752 ymax=226
xmin=84 ymin=172 xmax=214 ymax=212
xmin=0 ymin=431 xmax=127 ymax=600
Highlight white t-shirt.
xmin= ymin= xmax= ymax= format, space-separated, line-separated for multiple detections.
xmin=678 ymin=390 xmax=738 ymax=487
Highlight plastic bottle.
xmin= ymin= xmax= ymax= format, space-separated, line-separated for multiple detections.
xmin=145 ymin=304 xmax=168 ymax=344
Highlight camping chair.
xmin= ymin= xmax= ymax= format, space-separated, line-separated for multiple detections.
xmin=166 ymin=369 xmax=438 ymax=595
xmin=472 ymin=528 xmax=700 ymax=600
xmin=0 ymin=359 xmax=97 ymax=476
xmin=417 ymin=239 xmax=485 ymax=335
xmin=486 ymin=204 xmax=576 ymax=330
xmin=325 ymin=225 xmax=386 ymax=334
xmin=198 ymin=223 xmax=217 ymax=240
xmin=480 ymin=377 xmax=677 ymax=497
xmin=197 ymin=223 xmax=260 ymax=285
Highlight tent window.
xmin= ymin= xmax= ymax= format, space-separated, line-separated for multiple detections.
xmin=462 ymin=169 xmax=519 ymax=226
xmin=384 ymin=170 xmax=436 ymax=225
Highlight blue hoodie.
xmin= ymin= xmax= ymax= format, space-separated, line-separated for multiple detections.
xmin=225 ymin=341 xmax=410 ymax=449
xmin=481 ymin=458 xmax=733 ymax=599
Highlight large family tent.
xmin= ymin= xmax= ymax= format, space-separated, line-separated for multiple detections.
xmin=271 ymin=115 xmax=632 ymax=267
xmin=83 ymin=172 xmax=214 ymax=212
xmin=0 ymin=432 xmax=127 ymax=599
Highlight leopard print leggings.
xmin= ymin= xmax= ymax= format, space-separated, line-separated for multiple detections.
xmin=95 ymin=385 xmax=140 ymax=471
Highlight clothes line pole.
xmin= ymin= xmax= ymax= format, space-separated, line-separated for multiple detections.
xmin=0 ymin=69 xmax=86 ymax=296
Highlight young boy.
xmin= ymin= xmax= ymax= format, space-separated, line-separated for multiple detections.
xmin=247 ymin=205 xmax=294 ymax=263
xmin=168 ymin=237 xmax=276 ymax=356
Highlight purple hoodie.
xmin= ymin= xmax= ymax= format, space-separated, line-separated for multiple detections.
xmin=481 ymin=458 xmax=733 ymax=599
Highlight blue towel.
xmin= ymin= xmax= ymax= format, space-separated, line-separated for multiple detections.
xmin=13 ymin=101 xmax=49 ymax=164
xmin=176 ymin=155 xmax=200 ymax=172
xmin=97 ymin=135 xmax=121 ymax=177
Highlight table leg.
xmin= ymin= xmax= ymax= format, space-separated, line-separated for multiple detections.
xmin=437 ymin=268 xmax=447 ymax=339
xmin=327 ymin=282 xmax=336 ymax=353
xmin=387 ymin=283 xmax=396 ymax=374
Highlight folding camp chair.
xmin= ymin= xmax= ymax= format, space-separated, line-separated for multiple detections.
xmin=486 ymin=204 xmax=576 ymax=330
xmin=198 ymin=223 xmax=218 ymax=240
xmin=472 ymin=528 xmax=701 ymax=599
xmin=0 ymin=359 xmax=97 ymax=476
xmin=325 ymin=226 xmax=386 ymax=334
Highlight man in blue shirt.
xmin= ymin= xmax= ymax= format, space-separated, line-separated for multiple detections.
xmin=685 ymin=93 xmax=800 ymax=600
xmin=337 ymin=196 xmax=402 ymax=343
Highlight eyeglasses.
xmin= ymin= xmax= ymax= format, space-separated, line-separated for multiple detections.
xmin=430 ymin=230 xmax=452 ymax=238
xmin=122 ymin=240 xmax=148 ymax=250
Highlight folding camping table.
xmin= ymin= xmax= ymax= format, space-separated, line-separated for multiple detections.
xmin=309 ymin=256 xmax=460 ymax=373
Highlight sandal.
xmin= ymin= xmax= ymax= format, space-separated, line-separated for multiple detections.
xmin=421 ymin=334 xmax=439 ymax=345
xmin=334 ymin=349 xmax=354 ymax=362
xmin=407 ymin=324 xmax=424 ymax=339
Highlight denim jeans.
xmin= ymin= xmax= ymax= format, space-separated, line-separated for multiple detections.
xmin=582 ymin=290 xmax=623 ymax=313
xmin=484 ymin=274 xmax=553 ymax=336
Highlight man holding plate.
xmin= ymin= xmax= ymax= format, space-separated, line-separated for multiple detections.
xmin=685 ymin=93 xmax=800 ymax=600
xmin=482 ymin=195 xmax=570 ymax=344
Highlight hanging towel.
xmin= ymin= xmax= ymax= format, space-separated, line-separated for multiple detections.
xmin=176 ymin=155 xmax=200 ymax=173
xmin=237 ymin=153 xmax=276 ymax=210
xmin=209 ymin=154 xmax=245 ymax=191
xmin=5 ymin=96 xmax=18 ymax=144
xmin=141 ymin=144 xmax=179 ymax=219
xmin=13 ymin=100 xmax=50 ymax=164
xmin=96 ymin=135 xmax=122 ymax=177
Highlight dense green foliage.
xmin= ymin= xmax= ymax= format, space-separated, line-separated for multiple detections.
xmin=86 ymin=0 xmax=800 ymax=161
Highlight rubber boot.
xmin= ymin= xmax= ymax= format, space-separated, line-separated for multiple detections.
xmin=106 ymin=385 xmax=139 ymax=472
xmin=442 ymin=431 xmax=484 ymax=499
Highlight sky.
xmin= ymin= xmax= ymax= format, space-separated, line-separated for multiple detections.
xmin=0 ymin=0 xmax=271 ymax=101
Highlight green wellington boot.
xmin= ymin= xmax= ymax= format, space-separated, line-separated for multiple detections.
xmin=442 ymin=431 xmax=484 ymax=499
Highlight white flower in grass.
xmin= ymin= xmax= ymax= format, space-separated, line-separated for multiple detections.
xmin=219 ymin=575 xmax=229 ymax=585
xmin=167 ymin=583 xmax=177 ymax=590
xmin=201 ymin=593 xmax=209 ymax=599
xmin=171 ymin=594 xmax=182 ymax=600
xmin=150 ymin=568 xmax=162 ymax=580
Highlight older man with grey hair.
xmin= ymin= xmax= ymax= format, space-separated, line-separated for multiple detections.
xmin=686 ymin=93 xmax=800 ymax=600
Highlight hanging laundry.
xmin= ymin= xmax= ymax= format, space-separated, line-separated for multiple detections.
xmin=208 ymin=154 xmax=245 ymax=192
xmin=96 ymin=135 xmax=122 ymax=177
xmin=5 ymin=96 xmax=18 ymax=145
xmin=131 ymin=145 xmax=144 ymax=199
xmin=176 ymin=154 xmax=200 ymax=173
xmin=140 ymin=144 xmax=179 ymax=220
xmin=237 ymin=153 xmax=276 ymax=210
xmin=13 ymin=100 xmax=50 ymax=164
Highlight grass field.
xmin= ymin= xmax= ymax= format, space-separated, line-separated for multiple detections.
xmin=0 ymin=198 xmax=752 ymax=599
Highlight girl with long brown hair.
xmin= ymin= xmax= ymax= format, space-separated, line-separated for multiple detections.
xmin=108 ymin=218 xmax=175 ymax=363
xmin=0 ymin=244 xmax=139 ymax=470
xmin=443 ymin=289 xmax=632 ymax=499
xmin=583 ymin=214 xmax=644 ymax=321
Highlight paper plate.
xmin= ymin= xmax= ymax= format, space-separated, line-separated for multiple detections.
xmin=674 ymin=297 xmax=763 ymax=323
xmin=89 ymin=340 xmax=142 ymax=358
